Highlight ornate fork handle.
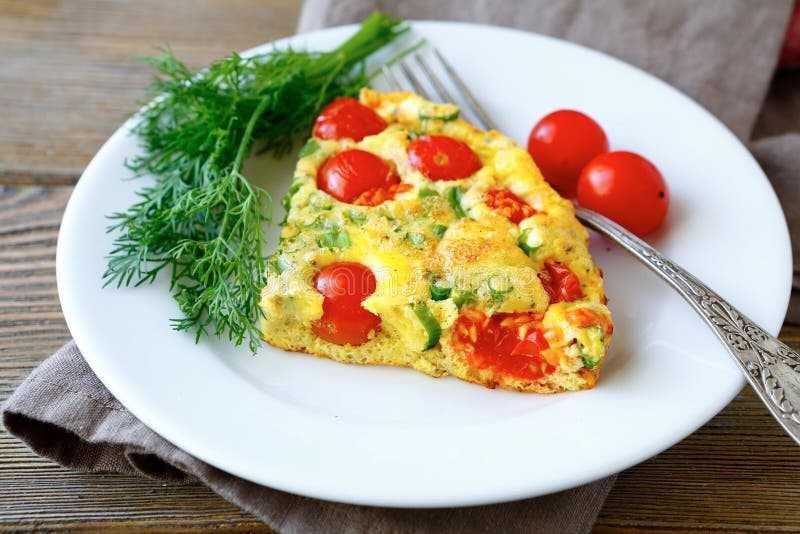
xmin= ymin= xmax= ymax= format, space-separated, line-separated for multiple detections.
xmin=576 ymin=207 xmax=800 ymax=444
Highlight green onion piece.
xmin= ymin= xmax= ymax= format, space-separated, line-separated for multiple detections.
xmin=317 ymin=229 xmax=351 ymax=249
xmin=578 ymin=325 xmax=605 ymax=369
xmin=412 ymin=302 xmax=441 ymax=350
xmin=487 ymin=275 xmax=513 ymax=303
xmin=308 ymin=190 xmax=333 ymax=210
xmin=431 ymin=224 xmax=447 ymax=239
xmin=282 ymin=181 xmax=302 ymax=212
xmin=518 ymin=228 xmax=542 ymax=256
xmin=419 ymin=109 xmax=460 ymax=121
xmin=429 ymin=275 xmax=452 ymax=301
xmin=446 ymin=186 xmax=468 ymax=218
xmin=418 ymin=188 xmax=440 ymax=199
xmin=453 ymin=289 xmax=476 ymax=309
xmin=266 ymin=256 xmax=291 ymax=275
xmin=409 ymin=232 xmax=426 ymax=245
xmin=298 ymin=138 xmax=321 ymax=158
xmin=347 ymin=209 xmax=367 ymax=224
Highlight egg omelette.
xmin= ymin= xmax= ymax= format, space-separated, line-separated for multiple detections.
xmin=259 ymin=89 xmax=612 ymax=393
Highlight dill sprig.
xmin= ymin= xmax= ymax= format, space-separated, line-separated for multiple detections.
xmin=104 ymin=13 xmax=409 ymax=353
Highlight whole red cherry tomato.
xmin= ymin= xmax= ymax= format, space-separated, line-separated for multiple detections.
xmin=527 ymin=110 xmax=609 ymax=198
xmin=317 ymin=149 xmax=398 ymax=203
xmin=539 ymin=263 xmax=584 ymax=303
xmin=577 ymin=151 xmax=669 ymax=237
xmin=313 ymin=97 xmax=387 ymax=141
xmin=311 ymin=262 xmax=381 ymax=346
xmin=778 ymin=2 xmax=800 ymax=69
xmin=407 ymin=135 xmax=482 ymax=181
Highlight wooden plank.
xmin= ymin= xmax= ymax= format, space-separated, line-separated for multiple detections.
xmin=0 ymin=0 xmax=303 ymax=185
xmin=1 ymin=183 xmax=800 ymax=531
xmin=0 ymin=184 xmax=271 ymax=531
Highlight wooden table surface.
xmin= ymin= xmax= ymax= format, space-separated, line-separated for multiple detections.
xmin=2 ymin=1 xmax=799 ymax=532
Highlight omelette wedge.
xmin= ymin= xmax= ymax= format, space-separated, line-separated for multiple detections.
xmin=260 ymin=89 xmax=612 ymax=393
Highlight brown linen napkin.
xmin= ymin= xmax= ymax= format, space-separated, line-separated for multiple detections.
xmin=3 ymin=1 xmax=798 ymax=532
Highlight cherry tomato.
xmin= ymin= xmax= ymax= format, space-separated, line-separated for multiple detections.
xmin=539 ymin=263 xmax=584 ymax=303
xmin=311 ymin=262 xmax=381 ymax=346
xmin=452 ymin=309 xmax=555 ymax=381
xmin=527 ymin=110 xmax=609 ymax=198
xmin=407 ymin=135 xmax=482 ymax=181
xmin=778 ymin=2 xmax=800 ymax=68
xmin=485 ymin=188 xmax=537 ymax=223
xmin=577 ymin=151 xmax=669 ymax=237
xmin=313 ymin=97 xmax=387 ymax=141
xmin=317 ymin=149 xmax=399 ymax=204
xmin=354 ymin=183 xmax=413 ymax=207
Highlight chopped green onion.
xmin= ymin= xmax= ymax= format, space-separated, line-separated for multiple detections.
xmin=446 ymin=185 xmax=468 ymax=218
xmin=431 ymin=224 xmax=447 ymax=239
xmin=347 ymin=209 xmax=367 ymax=224
xmin=429 ymin=275 xmax=452 ymax=301
xmin=412 ymin=302 xmax=441 ymax=350
xmin=317 ymin=228 xmax=351 ymax=249
xmin=298 ymin=138 xmax=322 ymax=158
xmin=419 ymin=109 xmax=460 ymax=121
xmin=518 ymin=228 xmax=542 ymax=256
xmin=487 ymin=275 xmax=513 ymax=303
xmin=308 ymin=190 xmax=333 ymax=210
xmin=578 ymin=325 xmax=605 ymax=369
xmin=418 ymin=188 xmax=440 ymax=199
xmin=266 ymin=256 xmax=291 ymax=275
xmin=409 ymin=232 xmax=426 ymax=245
xmin=453 ymin=289 xmax=476 ymax=309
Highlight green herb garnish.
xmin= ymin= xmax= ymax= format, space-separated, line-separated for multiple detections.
xmin=103 ymin=13 xmax=409 ymax=353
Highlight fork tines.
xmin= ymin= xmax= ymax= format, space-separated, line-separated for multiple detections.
xmin=379 ymin=47 xmax=497 ymax=131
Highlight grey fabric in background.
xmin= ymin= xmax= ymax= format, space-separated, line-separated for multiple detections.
xmin=298 ymin=0 xmax=794 ymax=140
xmin=3 ymin=1 xmax=799 ymax=532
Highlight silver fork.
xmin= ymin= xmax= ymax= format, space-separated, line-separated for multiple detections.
xmin=379 ymin=48 xmax=800 ymax=445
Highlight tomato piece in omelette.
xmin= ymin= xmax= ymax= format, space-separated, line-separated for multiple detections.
xmin=259 ymin=89 xmax=612 ymax=393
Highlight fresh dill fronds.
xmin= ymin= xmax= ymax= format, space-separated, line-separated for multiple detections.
xmin=104 ymin=13 xmax=409 ymax=353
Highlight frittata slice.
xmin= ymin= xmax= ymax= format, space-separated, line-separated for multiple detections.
xmin=260 ymin=89 xmax=612 ymax=393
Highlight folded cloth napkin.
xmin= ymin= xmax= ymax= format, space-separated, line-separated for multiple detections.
xmin=3 ymin=0 xmax=798 ymax=532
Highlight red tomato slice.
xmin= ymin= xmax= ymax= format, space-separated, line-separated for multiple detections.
xmin=527 ymin=110 xmax=608 ymax=198
xmin=452 ymin=310 xmax=556 ymax=381
xmin=407 ymin=135 xmax=482 ymax=181
xmin=311 ymin=262 xmax=381 ymax=346
xmin=577 ymin=151 xmax=669 ymax=237
xmin=484 ymin=188 xmax=537 ymax=223
xmin=317 ymin=149 xmax=399 ymax=204
xmin=540 ymin=263 xmax=584 ymax=303
xmin=354 ymin=182 xmax=413 ymax=207
xmin=313 ymin=97 xmax=387 ymax=141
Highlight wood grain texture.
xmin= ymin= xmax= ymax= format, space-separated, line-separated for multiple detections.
xmin=1 ymin=1 xmax=800 ymax=532
xmin=0 ymin=0 xmax=302 ymax=184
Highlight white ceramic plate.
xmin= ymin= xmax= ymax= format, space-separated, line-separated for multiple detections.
xmin=57 ymin=22 xmax=792 ymax=507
